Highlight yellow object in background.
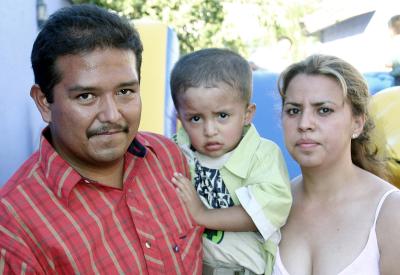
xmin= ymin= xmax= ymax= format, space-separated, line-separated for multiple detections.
xmin=369 ymin=86 xmax=400 ymax=187
xmin=135 ymin=21 xmax=179 ymax=137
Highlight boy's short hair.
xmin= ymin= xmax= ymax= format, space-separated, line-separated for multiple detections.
xmin=170 ymin=48 xmax=252 ymax=110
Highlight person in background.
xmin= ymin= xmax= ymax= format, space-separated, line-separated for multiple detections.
xmin=387 ymin=14 xmax=400 ymax=86
xmin=273 ymin=54 xmax=400 ymax=275
xmin=0 ymin=4 xmax=203 ymax=274
xmin=170 ymin=48 xmax=292 ymax=275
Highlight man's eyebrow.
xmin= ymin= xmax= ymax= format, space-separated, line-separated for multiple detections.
xmin=67 ymin=85 xmax=97 ymax=93
xmin=67 ymin=80 xmax=139 ymax=93
xmin=117 ymin=80 xmax=139 ymax=88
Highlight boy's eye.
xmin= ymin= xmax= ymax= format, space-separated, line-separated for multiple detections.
xmin=190 ymin=116 xmax=201 ymax=123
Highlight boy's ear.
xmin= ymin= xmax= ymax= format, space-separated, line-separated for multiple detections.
xmin=245 ymin=103 xmax=256 ymax=125
xmin=30 ymin=84 xmax=52 ymax=123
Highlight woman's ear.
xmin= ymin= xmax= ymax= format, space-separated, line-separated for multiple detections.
xmin=245 ymin=103 xmax=256 ymax=125
xmin=30 ymin=84 xmax=52 ymax=123
xmin=352 ymin=113 xmax=366 ymax=138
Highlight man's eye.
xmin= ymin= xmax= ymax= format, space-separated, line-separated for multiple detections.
xmin=77 ymin=93 xmax=94 ymax=101
xmin=117 ymin=89 xmax=134 ymax=95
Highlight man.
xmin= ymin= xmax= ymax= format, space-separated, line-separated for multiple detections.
xmin=0 ymin=4 xmax=203 ymax=274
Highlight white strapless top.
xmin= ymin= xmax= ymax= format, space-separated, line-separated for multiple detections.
xmin=273 ymin=189 xmax=397 ymax=275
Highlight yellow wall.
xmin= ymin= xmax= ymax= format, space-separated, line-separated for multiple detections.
xmin=135 ymin=22 xmax=168 ymax=134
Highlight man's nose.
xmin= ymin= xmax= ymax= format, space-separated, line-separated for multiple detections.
xmin=98 ymin=94 xmax=122 ymax=123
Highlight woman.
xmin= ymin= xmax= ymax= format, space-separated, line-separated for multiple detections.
xmin=273 ymin=54 xmax=400 ymax=275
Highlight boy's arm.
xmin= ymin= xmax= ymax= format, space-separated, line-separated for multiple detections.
xmin=235 ymin=144 xmax=292 ymax=241
xmin=172 ymin=173 xmax=257 ymax=231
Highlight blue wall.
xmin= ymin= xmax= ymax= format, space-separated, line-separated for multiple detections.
xmin=0 ymin=0 xmax=70 ymax=185
xmin=252 ymin=71 xmax=301 ymax=179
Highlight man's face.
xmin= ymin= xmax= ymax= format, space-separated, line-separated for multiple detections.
xmin=37 ymin=48 xmax=141 ymax=170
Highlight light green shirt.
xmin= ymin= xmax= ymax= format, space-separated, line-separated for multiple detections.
xmin=174 ymin=124 xmax=293 ymax=274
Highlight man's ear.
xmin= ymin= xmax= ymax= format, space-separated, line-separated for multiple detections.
xmin=244 ymin=103 xmax=256 ymax=125
xmin=30 ymin=84 xmax=51 ymax=123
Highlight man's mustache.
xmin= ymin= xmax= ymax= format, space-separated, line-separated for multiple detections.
xmin=87 ymin=124 xmax=129 ymax=138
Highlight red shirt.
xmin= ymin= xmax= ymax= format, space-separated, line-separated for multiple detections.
xmin=0 ymin=129 xmax=203 ymax=274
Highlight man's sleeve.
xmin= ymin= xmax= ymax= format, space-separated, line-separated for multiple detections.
xmin=0 ymin=204 xmax=43 ymax=274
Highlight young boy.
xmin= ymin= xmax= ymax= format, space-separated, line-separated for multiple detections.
xmin=170 ymin=48 xmax=292 ymax=275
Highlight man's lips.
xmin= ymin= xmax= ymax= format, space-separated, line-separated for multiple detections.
xmin=94 ymin=130 xmax=123 ymax=136
xmin=87 ymin=125 xmax=129 ymax=138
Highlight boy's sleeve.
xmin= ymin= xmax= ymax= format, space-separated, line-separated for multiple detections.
xmin=235 ymin=143 xmax=292 ymax=242
xmin=172 ymin=128 xmax=196 ymax=181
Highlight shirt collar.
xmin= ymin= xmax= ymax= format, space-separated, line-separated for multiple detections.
xmin=39 ymin=127 xmax=148 ymax=205
xmin=224 ymin=124 xmax=261 ymax=179
xmin=175 ymin=124 xmax=261 ymax=179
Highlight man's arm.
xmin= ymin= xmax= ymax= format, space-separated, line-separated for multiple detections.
xmin=0 ymin=208 xmax=43 ymax=275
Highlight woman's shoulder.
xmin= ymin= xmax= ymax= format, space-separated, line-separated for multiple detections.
xmin=374 ymin=182 xmax=400 ymax=273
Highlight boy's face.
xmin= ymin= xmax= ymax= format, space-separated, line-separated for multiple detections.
xmin=177 ymin=84 xmax=255 ymax=158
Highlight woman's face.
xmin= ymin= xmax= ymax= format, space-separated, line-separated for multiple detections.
xmin=281 ymin=74 xmax=363 ymax=170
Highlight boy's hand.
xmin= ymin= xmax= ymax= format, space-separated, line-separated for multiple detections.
xmin=172 ymin=172 xmax=207 ymax=224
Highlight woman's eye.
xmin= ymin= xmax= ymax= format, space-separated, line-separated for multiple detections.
xmin=219 ymin=112 xmax=229 ymax=119
xmin=319 ymin=107 xmax=332 ymax=115
xmin=286 ymin=108 xmax=300 ymax=115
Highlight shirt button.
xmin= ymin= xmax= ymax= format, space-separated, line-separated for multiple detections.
xmin=173 ymin=245 xmax=179 ymax=253
xmin=145 ymin=241 xmax=151 ymax=249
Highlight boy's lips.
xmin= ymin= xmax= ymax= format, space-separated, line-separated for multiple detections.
xmin=205 ymin=142 xmax=223 ymax=151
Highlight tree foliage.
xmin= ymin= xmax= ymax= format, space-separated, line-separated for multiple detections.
xmin=72 ymin=0 xmax=319 ymax=58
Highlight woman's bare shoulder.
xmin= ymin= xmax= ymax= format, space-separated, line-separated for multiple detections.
xmin=375 ymin=184 xmax=400 ymax=273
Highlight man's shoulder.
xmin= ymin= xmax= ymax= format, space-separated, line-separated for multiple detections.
xmin=137 ymin=132 xmax=178 ymax=148
xmin=136 ymin=132 xmax=182 ymax=156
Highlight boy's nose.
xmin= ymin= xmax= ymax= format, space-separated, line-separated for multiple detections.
xmin=204 ymin=121 xmax=218 ymax=137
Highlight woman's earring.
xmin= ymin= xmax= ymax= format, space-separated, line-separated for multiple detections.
xmin=352 ymin=133 xmax=358 ymax=139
